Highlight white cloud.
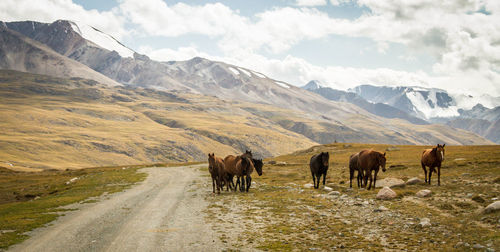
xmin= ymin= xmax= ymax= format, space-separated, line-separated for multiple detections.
xmin=137 ymin=45 xmax=211 ymax=62
xmin=295 ymin=0 xmax=328 ymax=7
xmin=0 ymin=0 xmax=127 ymax=39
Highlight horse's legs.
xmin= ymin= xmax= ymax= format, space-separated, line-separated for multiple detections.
xmin=367 ymin=171 xmax=373 ymax=190
xmin=311 ymin=172 xmax=317 ymax=189
xmin=246 ymin=175 xmax=252 ymax=192
xmin=212 ymin=177 xmax=216 ymax=194
xmin=437 ymin=165 xmax=441 ymax=186
xmin=363 ymin=170 xmax=369 ymax=188
xmin=349 ymin=168 xmax=354 ymax=188
xmin=421 ymin=162 xmax=427 ymax=183
xmin=373 ymin=170 xmax=378 ymax=190
xmin=322 ymin=171 xmax=327 ymax=186
xmin=428 ymin=166 xmax=433 ymax=185
xmin=240 ymin=176 xmax=245 ymax=192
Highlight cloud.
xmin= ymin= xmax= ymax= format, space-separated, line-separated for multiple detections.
xmin=137 ymin=45 xmax=211 ymax=62
xmin=0 ymin=0 xmax=127 ymax=39
xmin=295 ymin=0 xmax=328 ymax=6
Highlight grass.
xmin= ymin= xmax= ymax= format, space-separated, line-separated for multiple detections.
xmin=205 ymin=143 xmax=500 ymax=251
xmin=0 ymin=162 xmax=200 ymax=249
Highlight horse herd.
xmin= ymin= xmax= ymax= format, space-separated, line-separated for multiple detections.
xmin=207 ymin=150 xmax=263 ymax=194
xmin=208 ymin=144 xmax=446 ymax=194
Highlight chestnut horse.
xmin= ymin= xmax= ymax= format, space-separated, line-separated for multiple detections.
xmin=421 ymin=144 xmax=445 ymax=185
xmin=224 ymin=150 xmax=256 ymax=192
xmin=358 ymin=150 xmax=386 ymax=190
xmin=349 ymin=152 xmax=364 ymax=188
xmin=208 ymin=153 xmax=226 ymax=194
xmin=309 ymin=152 xmax=329 ymax=189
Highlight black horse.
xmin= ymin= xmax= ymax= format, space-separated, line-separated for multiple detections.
xmin=310 ymin=152 xmax=329 ymax=189
xmin=235 ymin=158 xmax=263 ymax=192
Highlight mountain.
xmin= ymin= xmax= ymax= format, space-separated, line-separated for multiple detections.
xmin=445 ymin=104 xmax=500 ymax=143
xmin=350 ymin=84 xmax=500 ymax=120
xmin=302 ymin=81 xmax=428 ymax=125
xmin=0 ymin=20 xmax=493 ymax=153
xmin=0 ymin=22 xmax=119 ymax=86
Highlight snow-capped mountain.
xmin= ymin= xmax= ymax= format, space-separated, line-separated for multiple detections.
xmin=0 ymin=19 xmax=494 ymax=145
xmin=302 ymin=80 xmax=324 ymax=91
xmin=68 ymin=20 xmax=135 ymax=58
xmin=350 ymin=85 xmax=500 ymax=120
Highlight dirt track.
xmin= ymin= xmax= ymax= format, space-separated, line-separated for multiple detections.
xmin=10 ymin=164 xmax=223 ymax=252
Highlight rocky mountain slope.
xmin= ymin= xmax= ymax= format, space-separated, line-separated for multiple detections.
xmin=0 ymin=20 xmax=494 ymax=163
xmin=302 ymin=80 xmax=428 ymax=125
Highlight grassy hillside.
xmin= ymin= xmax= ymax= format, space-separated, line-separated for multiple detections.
xmin=0 ymin=70 xmax=315 ymax=170
xmin=0 ymin=70 xmax=492 ymax=171
xmin=206 ymin=143 xmax=500 ymax=250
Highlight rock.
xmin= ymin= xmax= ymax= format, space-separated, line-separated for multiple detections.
xmin=472 ymin=195 xmax=485 ymax=203
xmin=416 ymin=189 xmax=432 ymax=198
xmin=378 ymin=206 xmax=389 ymax=211
xmin=484 ymin=201 xmax=500 ymax=213
xmin=406 ymin=177 xmax=424 ymax=185
xmin=304 ymin=183 xmax=314 ymax=189
xmin=323 ymin=186 xmax=333 ymax=191
xmin=419 ymin=218 xmax=431 ymax=227
xmin=375 ymin=178 xmax=405 ymax=188
xmin=454 ymin=158 xmax=466 ymax=161
xmin=473 ymin=244 xmax=485 ymax=249
xmin=267 ymin=160 xmax=276 ymax=165
xmin=277 ymin=161 xmax=287 ymax=166
xmin=386 ymin=146 xmax=400 ymax=151
xmin=328 ymin=191 xmax=340 ymax=196
xmin=65 ymin=177 xmax=79 ymax=185
xmin=376 ymin=187 xmax=397 ymax=200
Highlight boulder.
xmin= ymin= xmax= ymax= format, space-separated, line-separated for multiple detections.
xmin=328 ymin=191 xmax=341 ymax=196
xmin=483 ymin=201 xmax=500 ymax=213
xmin=323 ymin=186 xmax=333 ymax=191
xmin=419 ymin=218 xmax=431 ymax=227
xmin=375 ymin=178 xmax=405 ymax=188
xmin=304 ymin=183 xmax=314 ymax=189
xmin=406 ymin=177 xmax=424 ymax=185
xmin=376 ymin=187 xmax=397 ymax=200
xmin=416 ymin=189 xmax=432 ymax=198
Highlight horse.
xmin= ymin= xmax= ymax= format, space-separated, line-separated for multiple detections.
xmin=224 ymin=150 xmax=256 ymax=192
xmin=421 ymin=144 xmax=445 ymax=186
xmin=309 ymin=152 xmax=329 ymax=189
xmin=349 ymin=152 xmax=364 ymax=188
xmin=235 ymin=158 xmax=263 ymax=191
xmin=208 ymin=153 xmax=226 ymax=194
xmin=358 ymin=150 xmax=386 ymax=190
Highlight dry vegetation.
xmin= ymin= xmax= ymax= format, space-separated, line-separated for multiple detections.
xmin=205 ymin=143 xmax=500 ymax=251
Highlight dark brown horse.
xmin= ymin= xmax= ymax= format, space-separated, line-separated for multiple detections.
xmin=358 ymin=150 xmax=386 ymax=190
xmin=224 ymin=150 xmax=256 ymax=192
xmin=349 ymin=152 xmax=364 ymax=188
xmin=208 ymin=153 xmax=226 ymax=194
xmin=310 ymin=152 xmax=329 ymax=189
xmin=421 ymin=144 xmax=445 ymax=185
xmin=235 ymin=158 xmax=264 ymax=192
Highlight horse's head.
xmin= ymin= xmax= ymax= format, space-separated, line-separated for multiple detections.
xmin=378 ymin=152 xmax=387 ymax=172
xmin=252 ymin=158 xmax=263 ymax=176
xmin=321 ymin=152 xmax=329 ymax=167
xmin=208 ymin=153 xmax=215 ymax=167
xmin=436 ymin=144 xmax=445 ymax=161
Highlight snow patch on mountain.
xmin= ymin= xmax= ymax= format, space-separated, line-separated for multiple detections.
xmin=69 ymin=20 xmax=134 ymax=58
xmin=453 ymin=93 xmax=500 ymax=110
xmin=405 ymin=91 xmax=459 ymax=118
xmin=252 ymin=71 xmax=266 ymax=78
xmin=237 ymin=67 xmax=252 ymax=77
xmin=302 ymin=80 xmax=324 ymax=91
xmin=228 ymin=67 xmax=239 ymax=75
xmin=275 ymin=81 xmax=290 ymax=89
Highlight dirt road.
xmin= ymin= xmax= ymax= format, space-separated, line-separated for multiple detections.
xmin=10 ymin=164 xmax=223 ymax=252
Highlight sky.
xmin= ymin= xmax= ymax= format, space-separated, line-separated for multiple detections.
xmin=1 ymin=0 xmax=500 ymax=96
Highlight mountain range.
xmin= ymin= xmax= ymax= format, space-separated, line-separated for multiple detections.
xmin=0 ymin=20 xmax=495 ymax=169
xmin=303 ymin=80 xmax=500 ymax=143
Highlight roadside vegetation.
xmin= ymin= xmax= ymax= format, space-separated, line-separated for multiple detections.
xmin=205 ymin=143 xmax=500 ymax=251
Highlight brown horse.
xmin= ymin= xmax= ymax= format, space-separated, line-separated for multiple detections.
xmin=309 ymin=152 xmax=329 ymax=189
xmin=421 ymin=144 xmax=445 ymax=185
xmin=349 ymin=152 xmax=364 ymax=188
xmin=358 ymin=150 xmax=386 ymax=190
xmin=208 ymin=153 xmax=226 ymax=194
xmin=224 ymin=151 xmax=256 ymax=192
